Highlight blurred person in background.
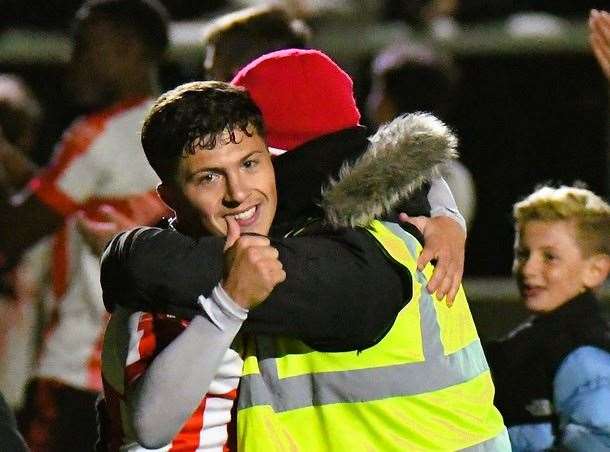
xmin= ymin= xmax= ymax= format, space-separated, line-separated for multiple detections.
xmin=367 ymin=42 xmax=476 ymax=228
xmin=0 ymin=1 xmax=170 ymax=450
xmin=202 ymin=4 xmax=311 ymax=82
xmin=485 ymin=185 xmax=610 ymax=451
xmin=0 ymin=74 xmax=51 ymax=415
xmin=0 ymin=75 xmax=41 ymax=194
xmin=0 ymin=74 xmax=42 ymax=452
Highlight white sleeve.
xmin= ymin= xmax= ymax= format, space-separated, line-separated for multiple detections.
xmin=427 ymin=175 xmax=467 ymax=232
xmin=125 ymin=284 xmax=247 ymax=449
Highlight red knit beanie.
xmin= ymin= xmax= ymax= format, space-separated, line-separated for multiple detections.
xmin=231 ymin=48 xmax=361 ymax=151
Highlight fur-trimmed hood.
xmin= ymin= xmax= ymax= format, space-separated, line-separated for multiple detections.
xmin=321 ymin=113 xmax=458 ymax=228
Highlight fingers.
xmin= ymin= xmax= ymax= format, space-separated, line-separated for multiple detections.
xmin=75 ymin=211 xmax=117 ymax=255
xmin=243 ymin=242 xmax=278 ymax=262
xmin=422 ymin=249 xmax=460 ymax=307
xmin=414 ymin=216 xmax=466 ymax=306
xmin=99 ymin=204 xmax=134 ymax=229
xmin=260 ymin=255 xmax=286 ymax=285
xmin=434 ymin=254 xmax=456 ymax=305
xmin=590 ymin=10 xmax=610 ymax=42
xmin=590 ymin=10 xmax=610 ymax=80
xmin=399 ymin=213 xmax=428 ymax=235
xmin=224 ymin=216 xmax=241 ymax=251
xmin=424 ymin=249 xmax=447 ymax=295
xmin=424 ymin=249 xmax=464 ymax=307
xmin=591 ymin=33 xmax=610 ymax=79
xmin=416 ymin=243 xmax=434 ymax=271
xmin=75 ymin=210 xmax=114 ymax=235
xmin=444 ymin=259 xmax=464 ymax=307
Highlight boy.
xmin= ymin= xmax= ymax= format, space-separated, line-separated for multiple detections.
xmin=486 ymin=185 xmax=610 ymax=450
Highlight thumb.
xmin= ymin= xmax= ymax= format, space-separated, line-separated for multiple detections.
xmin=224 ymin=216 xmax=241 ymax=251
xmin=398 ymin=213 xmax=428 ymax=235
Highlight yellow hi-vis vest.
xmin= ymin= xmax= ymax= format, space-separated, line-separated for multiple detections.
xmin=237 ymin=220 xmax=510 ymax=451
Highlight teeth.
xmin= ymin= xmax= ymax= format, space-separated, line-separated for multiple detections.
xmin=234 ymin=206 xmax=256 ymax=221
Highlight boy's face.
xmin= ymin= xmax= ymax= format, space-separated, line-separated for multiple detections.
xmin=513 ymin=219 xmax=596 ymax=313
xmin=162 ymin=128 xmax=277 ymax=238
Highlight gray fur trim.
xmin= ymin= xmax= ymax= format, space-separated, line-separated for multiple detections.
xmin=321 ymin=113 xmax=458 ymax=228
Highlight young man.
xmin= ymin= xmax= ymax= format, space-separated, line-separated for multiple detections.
xmin=101 ymin=50 xmax=509 ymax=451
xmin=101 ymin=80 xmax=287 ymax=451
xmin=0 ymin=1 xmax=170 ymax=450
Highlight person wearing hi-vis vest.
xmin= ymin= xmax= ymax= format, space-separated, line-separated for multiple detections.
xmin=99 ymin=50 xmax=510 ymax=451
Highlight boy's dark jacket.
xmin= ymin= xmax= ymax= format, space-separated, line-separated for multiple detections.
xmin=485 ymin=290 xmax=610 ymax=427
xmin=102 ymin=114 xmax=457 ymax=351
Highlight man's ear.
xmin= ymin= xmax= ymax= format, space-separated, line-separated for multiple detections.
xmin=583 ymin=253 xmax=610 ymax=289
xmin=156 ymin=182 xmax=178 ymax=213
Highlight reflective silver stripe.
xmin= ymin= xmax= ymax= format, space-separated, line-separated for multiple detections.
xmin=239 ymin=221 xmax=489 ymax=413
xmin=238 ymin=337 xmax=488 ymax=411
xmin=382 ymin=221 xmax=448 ymax=362
xmin=383 ymin=221 xmax=419 ymax=260
xmin=460 ymin=428 xmax=512 ymax=451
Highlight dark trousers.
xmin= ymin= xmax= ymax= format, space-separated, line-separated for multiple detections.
xmin=19 ymin=378 xmax=98 ymax=452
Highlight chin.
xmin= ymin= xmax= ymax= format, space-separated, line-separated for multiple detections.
xmin=524 ymin=297 xmax=549 ymax=313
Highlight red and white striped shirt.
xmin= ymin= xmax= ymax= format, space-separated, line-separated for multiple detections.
xmin=29 ymin=98 xmax=165 ymax=392
xmin=102 ymin=307 xmax=242 ymax=451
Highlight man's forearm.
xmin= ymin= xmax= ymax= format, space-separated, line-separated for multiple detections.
xmin=126 ymin=285 xmax=245 ymax=449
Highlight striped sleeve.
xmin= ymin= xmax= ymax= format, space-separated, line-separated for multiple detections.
xmin=28 ymin=115 xmax=106 ymax=216
xmin=124 ymin=312 xmax=189 ymax=386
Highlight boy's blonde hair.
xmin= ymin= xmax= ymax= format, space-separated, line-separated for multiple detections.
xmin=514 ymin=185 xmax=610 ymax=256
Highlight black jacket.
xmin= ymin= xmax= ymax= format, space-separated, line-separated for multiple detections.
xmin=485 ymin=291 xmax=610 ymax=427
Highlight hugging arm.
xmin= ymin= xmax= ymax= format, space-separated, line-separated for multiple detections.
xmin=124 ymin=286 xmax=245 ymax=448
xmin=101 ymin=226 xmax=409 ymax=352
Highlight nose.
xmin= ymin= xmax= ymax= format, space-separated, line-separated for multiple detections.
xmin=520 ymin=254 xmax=540 ymax=278
xmin=222 ymin=172 xmax=247 ymax=208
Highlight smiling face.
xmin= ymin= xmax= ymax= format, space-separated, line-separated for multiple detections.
xmin=513 ymin=220 xmax=595 ymax=313
xmin=160 ymin=128 xmax=276 ymax=238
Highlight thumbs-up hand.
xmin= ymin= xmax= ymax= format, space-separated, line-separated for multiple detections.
xmin=222 ymin=216 xmax=286 ymax=309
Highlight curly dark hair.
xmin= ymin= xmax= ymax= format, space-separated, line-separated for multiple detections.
xmin=141 ymin=80 xmax=266 ymax=183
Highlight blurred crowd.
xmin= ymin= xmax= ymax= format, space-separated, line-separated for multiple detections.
xmin=0 ymin=1 xmax=609 ymax=451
